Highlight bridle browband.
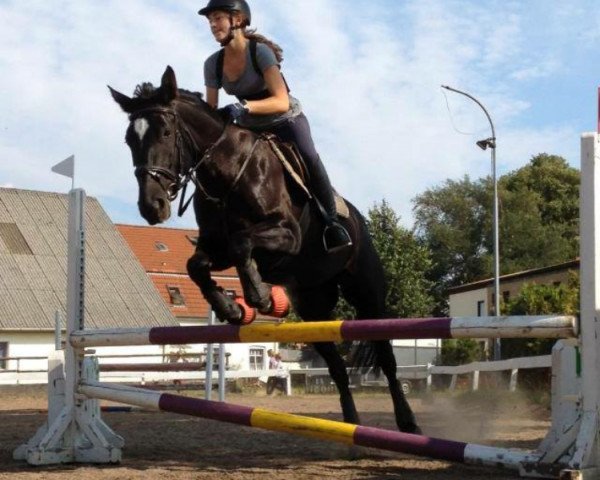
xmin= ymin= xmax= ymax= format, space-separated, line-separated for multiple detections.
xmin=129 ymin=105 xmax=246 ymax=216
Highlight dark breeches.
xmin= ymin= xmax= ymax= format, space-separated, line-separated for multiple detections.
xmin=258 ymin=113 xmax=337 ymax=217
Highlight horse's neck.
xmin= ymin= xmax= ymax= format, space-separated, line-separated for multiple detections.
xmin=177 ymin=101 xmax=225 ymax=150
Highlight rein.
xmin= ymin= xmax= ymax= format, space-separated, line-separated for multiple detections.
xmin=130 ymin=106 xmax=258 ymax=216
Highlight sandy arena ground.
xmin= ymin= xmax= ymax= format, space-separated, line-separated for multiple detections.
xmin=0 ymin=386 xmax=551 ymax=479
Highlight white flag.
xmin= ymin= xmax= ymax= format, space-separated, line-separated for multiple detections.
xmin=51 ymin=155 xmax=75 ymax=179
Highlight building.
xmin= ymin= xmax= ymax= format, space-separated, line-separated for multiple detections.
xmin=0 ymin=187 xmax=177 ymax=375
xmin=448 ymin=259 xmax=579 ymax=317
xmin=0 ymin=188 xmax=275 ymax=382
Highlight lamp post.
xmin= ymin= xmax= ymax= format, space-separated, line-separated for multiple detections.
xmin=442 ymin=85 xmax=501 ymax=361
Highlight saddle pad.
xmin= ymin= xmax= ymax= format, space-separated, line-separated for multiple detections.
xmin=334 ymin=193 xmax=350 ymax=219
xmin=265 ymin=135 xmax=350 ymax=219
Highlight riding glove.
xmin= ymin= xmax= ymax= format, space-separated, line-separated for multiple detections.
xmin=219 ymin=101 xmax=249 ymax=122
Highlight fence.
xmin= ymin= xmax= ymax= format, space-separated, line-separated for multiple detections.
xmin=1 ymin=353 xmax=551 ymax=392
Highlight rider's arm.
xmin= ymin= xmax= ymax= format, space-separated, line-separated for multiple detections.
xmin=206 ymin=87 xmax=219 ymax=109
xmin=244 ymin=65 xmax=290 ymax=115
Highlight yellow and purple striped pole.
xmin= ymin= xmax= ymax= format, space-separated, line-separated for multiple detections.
xmin=79 ymin=381 xmax=538 ymax=471
xmin=71 ymin=315 xmax=577 ymax=348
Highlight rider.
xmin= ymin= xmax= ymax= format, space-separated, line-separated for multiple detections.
xmin=198 ymin=0 xmax=352 ymax=253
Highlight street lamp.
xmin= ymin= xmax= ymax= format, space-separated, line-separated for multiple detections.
xmin=441 ymin=85 xmax=501 ymax=361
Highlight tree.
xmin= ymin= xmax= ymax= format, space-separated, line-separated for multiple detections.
xmin=500 ymin=154 xmax=579 ymax=273
xmin=502 ymin=271 xmax=579 ymax=358
xmin=413 ymin=154 xmax=580 ymax=315
xmin=413 ymin=176 xmax=490 ymax=315
xmin=335 ymin=200 xmax=434 ymax=319
xmin=367 ymin=200 xmax=434 ymax=317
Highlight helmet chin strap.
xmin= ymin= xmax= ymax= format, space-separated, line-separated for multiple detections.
xmin=219 ymin=14 xmax=243 ymax=46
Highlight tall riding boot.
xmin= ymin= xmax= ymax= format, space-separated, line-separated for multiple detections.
xmin=310 ymin=159 xmax=352 ymax=253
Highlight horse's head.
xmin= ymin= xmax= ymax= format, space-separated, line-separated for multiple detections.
xmin=109 ymin=66 xmax=187 ymax=225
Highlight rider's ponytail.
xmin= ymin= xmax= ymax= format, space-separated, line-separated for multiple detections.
xmin=243 ymin=30 xmax=284 ymax=63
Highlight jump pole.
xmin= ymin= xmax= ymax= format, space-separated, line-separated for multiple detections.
xmin=69 ymin=315 xmax=578 ymax=348
xmin=78 ymin=377 xmax=539 ymax=472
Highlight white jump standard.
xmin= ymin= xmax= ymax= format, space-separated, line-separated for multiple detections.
xmin=14 ymin=133 xmax=600 ymax=479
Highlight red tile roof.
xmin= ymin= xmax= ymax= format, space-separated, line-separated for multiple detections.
xmin=116 ymin=224 xmax=237 ymax=276
xmin=117 ymin=224 xmax=242 ymax=319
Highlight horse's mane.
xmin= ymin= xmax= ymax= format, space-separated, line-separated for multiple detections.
xmin=133 ymin=82 xmax=204 ymax=104
xmin=132 ymin=82 xmax=223 ymax=123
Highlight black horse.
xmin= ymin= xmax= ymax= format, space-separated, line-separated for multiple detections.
xmin=109 ymin=66 xmax=420 ymax=433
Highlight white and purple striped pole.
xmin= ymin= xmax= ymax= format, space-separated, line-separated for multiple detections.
xmin=70 ymin=315 xmax=577 ymax=349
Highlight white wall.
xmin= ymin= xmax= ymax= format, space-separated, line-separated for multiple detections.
xmin=449 ymin=287 xmax=488 ymax=317
xmin=0 ymin=330 xmax=277 ymax=373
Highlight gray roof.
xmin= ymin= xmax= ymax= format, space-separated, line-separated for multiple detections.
xmin=0 ymin=188 xmax=178 ymax=330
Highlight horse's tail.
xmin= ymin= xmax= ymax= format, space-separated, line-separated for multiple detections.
xmin=348 ymin=340 xmax=381 ymax=376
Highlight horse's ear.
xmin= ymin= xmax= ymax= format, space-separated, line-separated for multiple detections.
xmin=108 ymin=86 xmax=135 ymax=113
xmin=160 ymin=66 xmax=179 ymax=103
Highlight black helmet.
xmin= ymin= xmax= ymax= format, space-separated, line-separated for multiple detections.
xmin=198 ymin=0 xmax=251 ymax=26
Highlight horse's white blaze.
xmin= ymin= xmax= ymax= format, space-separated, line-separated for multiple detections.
xmin=134 ymin=118 xmax=149 ymax=142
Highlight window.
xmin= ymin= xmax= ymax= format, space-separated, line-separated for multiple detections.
xmin=167 ymin=286 xmax=185 ymax=306
xmin=0 ymin=223 xmax=32 ymax=255
xmin=249 ymin=347 xmax=265 ymax=370
xmin=155 ymin=241 xmax=168 ymax=252
xmin=0 ymin=342 xmax=7 ymax=369
xmin=477 ymin=300 xmax=485 ymax=317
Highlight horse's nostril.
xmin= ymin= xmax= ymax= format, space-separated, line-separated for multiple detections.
xmin=153 ymin=198 xmax=165 ymax=211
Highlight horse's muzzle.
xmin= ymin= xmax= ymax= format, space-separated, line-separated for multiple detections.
xmin=138 ymin=195 xmax=171 ymax=225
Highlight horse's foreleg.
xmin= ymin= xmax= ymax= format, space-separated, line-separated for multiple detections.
xmin=186 ymin=249 xmax=242 ymax=322
xmin=229 ymin=223 xmax=299 ymax=311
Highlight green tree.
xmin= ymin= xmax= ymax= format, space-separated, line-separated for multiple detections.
xmin=500 ymin=154 xmax=579 ymax=273
xmin=367 ymin=200 xmax=434 ymax=317
xmin=413 ymin=154 xmax=580 ymax=315
xmin=413 ymin=176 xmax=489 ymax=315
xmin=335 ymin=201 xmax=433 ymax=319
xmin=502 ymin=271 xmax=579 ymax=358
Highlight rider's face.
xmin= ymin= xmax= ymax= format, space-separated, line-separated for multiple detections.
xmin=207 ymin=10 xmax=242 ymax=42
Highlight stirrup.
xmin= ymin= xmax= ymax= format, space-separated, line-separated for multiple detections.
xmin=323 ymin=223 xmax=352 ymax=254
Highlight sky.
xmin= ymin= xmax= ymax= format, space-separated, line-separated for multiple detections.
xmin=0 ymin=0 xmax=598 ymax=229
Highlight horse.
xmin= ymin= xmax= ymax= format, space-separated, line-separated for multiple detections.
xmin=109 ymin=66 xmax=420 ymax=434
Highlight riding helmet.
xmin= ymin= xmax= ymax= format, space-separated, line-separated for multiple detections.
xmin=198 ymin=0 xmax=252 ymax=26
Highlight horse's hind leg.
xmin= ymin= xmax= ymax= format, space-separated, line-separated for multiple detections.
xmin=293 ymin=283 xmax=360 ymax=425
xmin=340 ymin=241 xmax=420 ymax=433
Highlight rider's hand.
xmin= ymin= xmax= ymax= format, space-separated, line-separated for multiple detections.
xmin=219 ymin=101 xmax=249 ymax=122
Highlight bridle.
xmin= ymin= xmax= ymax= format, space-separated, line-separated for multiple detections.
xmin=129 ymin=105 xmax=232 ymax=216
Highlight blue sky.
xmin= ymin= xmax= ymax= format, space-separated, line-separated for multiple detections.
xmin=0 ymin=0 xmax=598 ymax=229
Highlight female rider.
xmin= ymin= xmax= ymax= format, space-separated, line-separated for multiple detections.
xmin=198 ymin=0 xmax=352 ymax=253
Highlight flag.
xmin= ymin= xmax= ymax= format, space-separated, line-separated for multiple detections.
xmin=51 ymin=155 xmax=75 ymax=179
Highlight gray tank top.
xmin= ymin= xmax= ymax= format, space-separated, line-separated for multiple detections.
xmin=204 ymin=41 xmax=302 ymax=129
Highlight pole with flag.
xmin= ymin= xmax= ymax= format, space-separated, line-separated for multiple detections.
xmin=51 ymin=155 xmax=75 ymax=190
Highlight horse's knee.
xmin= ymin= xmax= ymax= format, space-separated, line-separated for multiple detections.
xmin=186 ymin=253 xmax=211 ymax=279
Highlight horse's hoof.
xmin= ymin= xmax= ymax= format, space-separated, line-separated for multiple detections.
xmin=231 ymin=297 xmax=256 ymax=325
xmin=258 ymin=286 xmax=290 ymax=318
xmin=400 ymin=423 xmax=422 ymax=435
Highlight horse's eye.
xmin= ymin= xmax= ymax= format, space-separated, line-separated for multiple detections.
xmin=164 ymin=129 xmax=171 ymax=137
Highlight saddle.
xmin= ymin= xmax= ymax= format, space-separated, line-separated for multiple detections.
xmin=261 ymin=133 xmax=350 ymax=219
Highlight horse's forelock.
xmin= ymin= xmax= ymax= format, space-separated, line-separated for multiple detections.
xmin=133 ymin=82 xmax=157 ymax=99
